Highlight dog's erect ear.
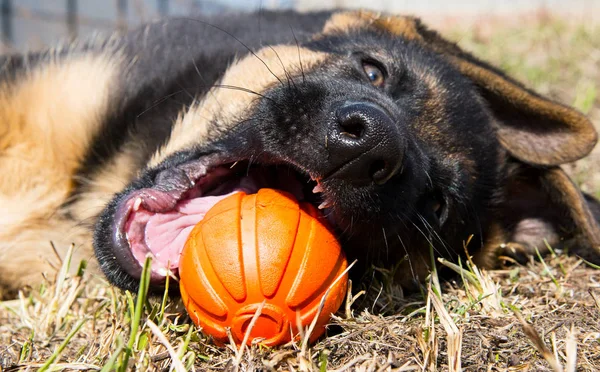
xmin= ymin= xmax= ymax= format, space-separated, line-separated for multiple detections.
xmin=476 ymin=161 xmax=600 ymax=266
xmin=323 ymin=11 xmax=598 ymax=166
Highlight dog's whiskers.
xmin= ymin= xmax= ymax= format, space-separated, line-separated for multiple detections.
xmin=268 ymin=45 xmax=298 ymax=92
xmin=289 ymin=26 xmax=306 ymax=84
xmin=381 ymin=227 xmax=389 ymax=259
xmin=189 ymin=54 xmax=224 ymax=112
xmin=396 ymin=233 xmax=418 ymax=284
xmin=416 ymin=212 xmax=454 ymax=260
xmin=136 ymin=90 xmax=186 ymax=118
xmin=177 ymin=17 xmax=286 ymax=89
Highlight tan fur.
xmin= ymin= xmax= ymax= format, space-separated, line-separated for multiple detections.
xmin=322 ymin=10 xmax=423 ymax=41
xmin=69 ymin=144 xmax=142 ymax=223
xmin=0 ymin=54 xmax=121 ymax=292
xmin=149 ymin=45 xmax=328 ymax=167
xmin=322 ymin=11 xmax=379 ymax=34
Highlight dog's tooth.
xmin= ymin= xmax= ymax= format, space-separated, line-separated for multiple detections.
xmin=133 ymin=197 xmax=142 ymax=211
xmin=312 ymin=184 xmax=324 ymax=193
xmin=318 ymin=200 xmax=332 ymax=210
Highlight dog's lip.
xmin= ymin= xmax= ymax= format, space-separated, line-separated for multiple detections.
xmin=111 ymin=196 xmax=147 ymax=282
xmin=109 ymin=153 xmax=233 ymax=283
xmin=110 ymin=186 xmax=203 ymax=284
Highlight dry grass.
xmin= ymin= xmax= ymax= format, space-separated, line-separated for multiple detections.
xmin=2 ymin=12 xmax=600 ymax=372
xmin=2 ymin=242 xmax=599 ymax=371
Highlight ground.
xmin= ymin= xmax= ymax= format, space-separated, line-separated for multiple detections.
xmin=1 ymin=11 xmax=600 ymax=372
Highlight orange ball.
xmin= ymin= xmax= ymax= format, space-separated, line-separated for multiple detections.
xmin=179 ymin=188 xmax=348 ymax=346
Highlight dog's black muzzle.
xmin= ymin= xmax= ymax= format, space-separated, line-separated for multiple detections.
xmin=325 ymin=101 xmax=405 ymax=186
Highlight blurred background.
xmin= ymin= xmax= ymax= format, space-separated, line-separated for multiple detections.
xmin=3 ymin=0 xmax=599 ymax=50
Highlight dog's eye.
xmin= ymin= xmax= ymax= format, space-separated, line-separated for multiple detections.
xmin=362 ymin=62 xmax=385 ymax=87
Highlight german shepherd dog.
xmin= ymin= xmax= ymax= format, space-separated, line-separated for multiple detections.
xmin=1 ymin=10 xmax=599 ymax=297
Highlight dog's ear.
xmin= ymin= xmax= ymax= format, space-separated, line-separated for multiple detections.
xmin=476 ymin=162 xmax=600 ymax=266
xmin=323 ymin=11 xmax=598 ymax=166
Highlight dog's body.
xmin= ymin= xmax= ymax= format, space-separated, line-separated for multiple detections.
xmin=1 ymin=10 xmax=599 ymax=296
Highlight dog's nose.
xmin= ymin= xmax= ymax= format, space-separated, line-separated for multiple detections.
xmin=326 ymin=101 xmax=404 ymax=185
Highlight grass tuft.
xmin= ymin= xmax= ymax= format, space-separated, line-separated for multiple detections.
xmin=120 ymin=254 xmax=152 ymax=371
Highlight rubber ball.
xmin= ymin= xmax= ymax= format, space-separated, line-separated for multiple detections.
xmin=179 ymin=188 xmax=348 ymax=346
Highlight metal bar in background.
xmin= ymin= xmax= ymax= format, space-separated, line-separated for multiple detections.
xmin=67 ymin=0 xmax=78 ymax=40
xmin=158 ymin=0 xmax=168 ymax=16
xmin=14 ymin=7 xmax=113 ymax=29
xmin=1 ymin=0 xmax=12 ymax=45
xmin=117 ymin=0 xmax=128 ymax=31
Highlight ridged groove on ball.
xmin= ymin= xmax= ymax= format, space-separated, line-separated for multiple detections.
xmin=201 ymin=192 xmax=247 ymax=302
xmin=255 ymin=191 xmax=300 ymax=298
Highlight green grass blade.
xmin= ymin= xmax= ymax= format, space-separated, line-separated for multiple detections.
xmin=38 ymin=318 xmax=87 ymax=372
xmin=158 ymin=270 xmax=170 ymax=324
xmin=534 ymin=246 xmax=559 ymax=289
xmin=120 ymin=255 xmax=152 ymax=372
xmin=582 ymin=259 xmax=600 ymax=269
xmin=177 ymin=323 xmax=194 ymax=361
xmin=100 ymin=336 xmax=125 ymax=372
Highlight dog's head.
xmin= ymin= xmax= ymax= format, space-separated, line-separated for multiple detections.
xmin=94 ymin=11 xmax=600 ymax=291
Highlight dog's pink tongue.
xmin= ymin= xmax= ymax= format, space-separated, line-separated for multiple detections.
xmin=128 ymin=193 xmax=238 ymax=274
xmin=126 ymin=168 xmax=309 ymax=275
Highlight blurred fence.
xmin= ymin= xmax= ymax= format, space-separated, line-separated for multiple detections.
xmin=1 ymin=0 xmax=293 ymax=50
xmin=3 ymin=0 xmax=599 ymax=51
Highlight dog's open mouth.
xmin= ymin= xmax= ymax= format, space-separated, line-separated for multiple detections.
xmin=112 ymin=156 xmax=329 ymax=282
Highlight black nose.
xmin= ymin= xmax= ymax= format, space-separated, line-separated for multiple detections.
xmin=326 ymin=101 xmax=404 ymax=185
